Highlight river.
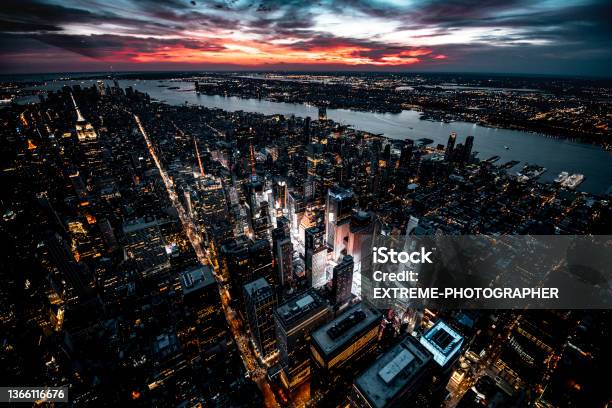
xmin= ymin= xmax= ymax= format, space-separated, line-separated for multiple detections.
xmin=19 ymin=78 xmax=612 ymax=194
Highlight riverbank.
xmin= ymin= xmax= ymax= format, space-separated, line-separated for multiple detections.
xmin=13 ymin=78 xmax=612 ymax=194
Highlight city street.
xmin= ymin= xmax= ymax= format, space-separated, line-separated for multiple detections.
xmin=135 ymin=113 xmax=280 ymax=407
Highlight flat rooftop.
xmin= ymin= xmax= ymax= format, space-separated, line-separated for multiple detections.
xmin=312 ymin=303 xmax=380 ymax=358
xmin=328 ymin=186 xmax=354 ymax=200
xmin=354 ymin=336 xmax=432 ymax=408
xmin=419 ymin=320 xmax=464 ymax=367
xmin=180 ymin=265 xmax=216 ymax=295
xmin=244 ymin=277 xmax=271 ymax=297
xmin=122 ymin=217 xmax=160 ymax=234
xmin=275 ymin=289 xmax=327 ymax=330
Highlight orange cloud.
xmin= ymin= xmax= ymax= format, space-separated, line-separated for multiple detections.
xmin=91 ymin=37 xmax=438 ymax=67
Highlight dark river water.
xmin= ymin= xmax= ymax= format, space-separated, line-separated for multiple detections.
xmin=20 ymin=79 xmax=612 ymax=194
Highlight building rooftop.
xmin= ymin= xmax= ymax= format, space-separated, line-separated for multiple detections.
xmin=354 ymin=336 xmax=432 ymax=408
xmin=312 ymin=303 xmax=380 ymax=358
xmin=243 ymin=277 xmax=271 ymax=297
xmin=122 ymin=217 xmax=160 ymax=234
xmin=275 ymin=289 xmax=328 ymax=331
xmin=328 ymin=185 xmax=354 ymax=200
xmin=419 ymin=320 xmax=464 ymax=367
xmin=180 ymin=265 xmax=216 ymax=296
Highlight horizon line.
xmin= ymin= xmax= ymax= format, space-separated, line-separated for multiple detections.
xmin=1 ymin=68 xmax=611 ymax=81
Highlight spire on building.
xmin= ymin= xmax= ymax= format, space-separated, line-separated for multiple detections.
xmin=70 ymin=93 xmax=86 ymax=122
xmin=70 ymin=93 xmax=97 ymax=141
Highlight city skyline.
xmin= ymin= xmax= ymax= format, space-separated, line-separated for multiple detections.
xmin=1 ymin=67 xmax=610 ymax=407
xmin=0 ymin=2 xmax=610 ymax=406
xmin=1 ymin=0 xmax=611 ymax=76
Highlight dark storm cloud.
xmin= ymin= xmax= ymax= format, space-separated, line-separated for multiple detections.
xmin=0 ymin=32 xmax=225 ymax=59
xmin=0 ymin=0 xmax=153 ymax=32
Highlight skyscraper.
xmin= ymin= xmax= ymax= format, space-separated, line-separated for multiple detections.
xmin=306 ymin=143 xmax=324 ymax=177
xmin=288 ymin=191 xmax=305 ymax=232
xmin=96 ymin=80 xmax=106 ymax=96
xmin=249 ymin=238 xmax=274 ymax=286
xmin=464 ymin=135 xmax=474 ymax=163
xmin=398 ymin=139 xmax=414 ymax=172
xmin=272 ymin=228 xmax=293 ymax=290
xmin=444 ymin=132 xmax=457 ymax=161
xmin=220 ymin=236 xmax=251 ymax=307
xmin=244 ymin=278 xmax=277 ymax=359
xmin=305 ymin=226 xmax=327 ymax=288
xmin=304 ymin=116 xmax=311 ymax=142
xmin=68 ymin=170 xmax=87 ymax=199
xmin=332 ymin=255 xmax=354 ymax=308
xmin=303 ymin=176 xmax=317 ymax=202
xmin=325 ymin=186 xmax=354 ymax=249
xmin=311 ymin=304 xmax=382 ymax=403
xmin=347 ymin=211 xmax=373 ymax=295
xmin=419 ymin=320 xmax=463 ymax=369
xmin=274 ymin=178 xmax=288 ymax=209
xmin=275 ymin=290 xmax=330 ymax=390
xmin=318 ymin=106 xmax=327 ymax=121
xmin=419 ymin=320 xmax=464 ymax=402
xmin=347 ymin=211 xmax=373 ymax=267
xmin=71 ymin=93 xmax=97 ymax=142
xmin=180 ymin=265 xmax=227 ymax=351
xmin=350 ymin=336 xmax=434 ymax=408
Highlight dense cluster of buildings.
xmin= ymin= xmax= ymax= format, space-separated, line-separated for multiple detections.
xmin=193 ymin=73 xmax=611 ymax=146
xmin=0 ymin=77 xmax=609 ymax=407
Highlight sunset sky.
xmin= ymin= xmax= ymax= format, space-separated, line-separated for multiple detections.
xmin=1 ymin=0 xmax=610 ymax=75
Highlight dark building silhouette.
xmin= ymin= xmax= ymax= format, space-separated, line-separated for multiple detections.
xmin=311 ymin=303 xmax=382 ymax=404
xmin=332 ymin=255 xmax=354 ymax=309
xmin=244 ymin=278 xmax=277 ymax=359
xmin=275 ymin=290 xmax=330 ymax=390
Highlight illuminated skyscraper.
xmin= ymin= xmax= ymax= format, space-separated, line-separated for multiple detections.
xmin=325 ymin=186 xmax=354 ymax=249
xmin=306 ymin=143 xmax=324 ymax=176
xmin=419 ymin=320 xmax=464 ymax=402
xmin=419 ymin=320 xmax=463 ymax=370
xmin=347 ymin=211 xmax=373 ymax=268
xmin=71 ymin=93 xmax=97 ymax=142
xmin=96 ymin=80 xmax=106 ymax=96
xmin=288 ymin=192 xmax=305 ymax=231
xmin=273 ymin=178 xmax=288 ymax=209
xmin=305 ymin=227 xmax=327 ymax=288
xmin=347 ymin=211 xmax=373 ymax=295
